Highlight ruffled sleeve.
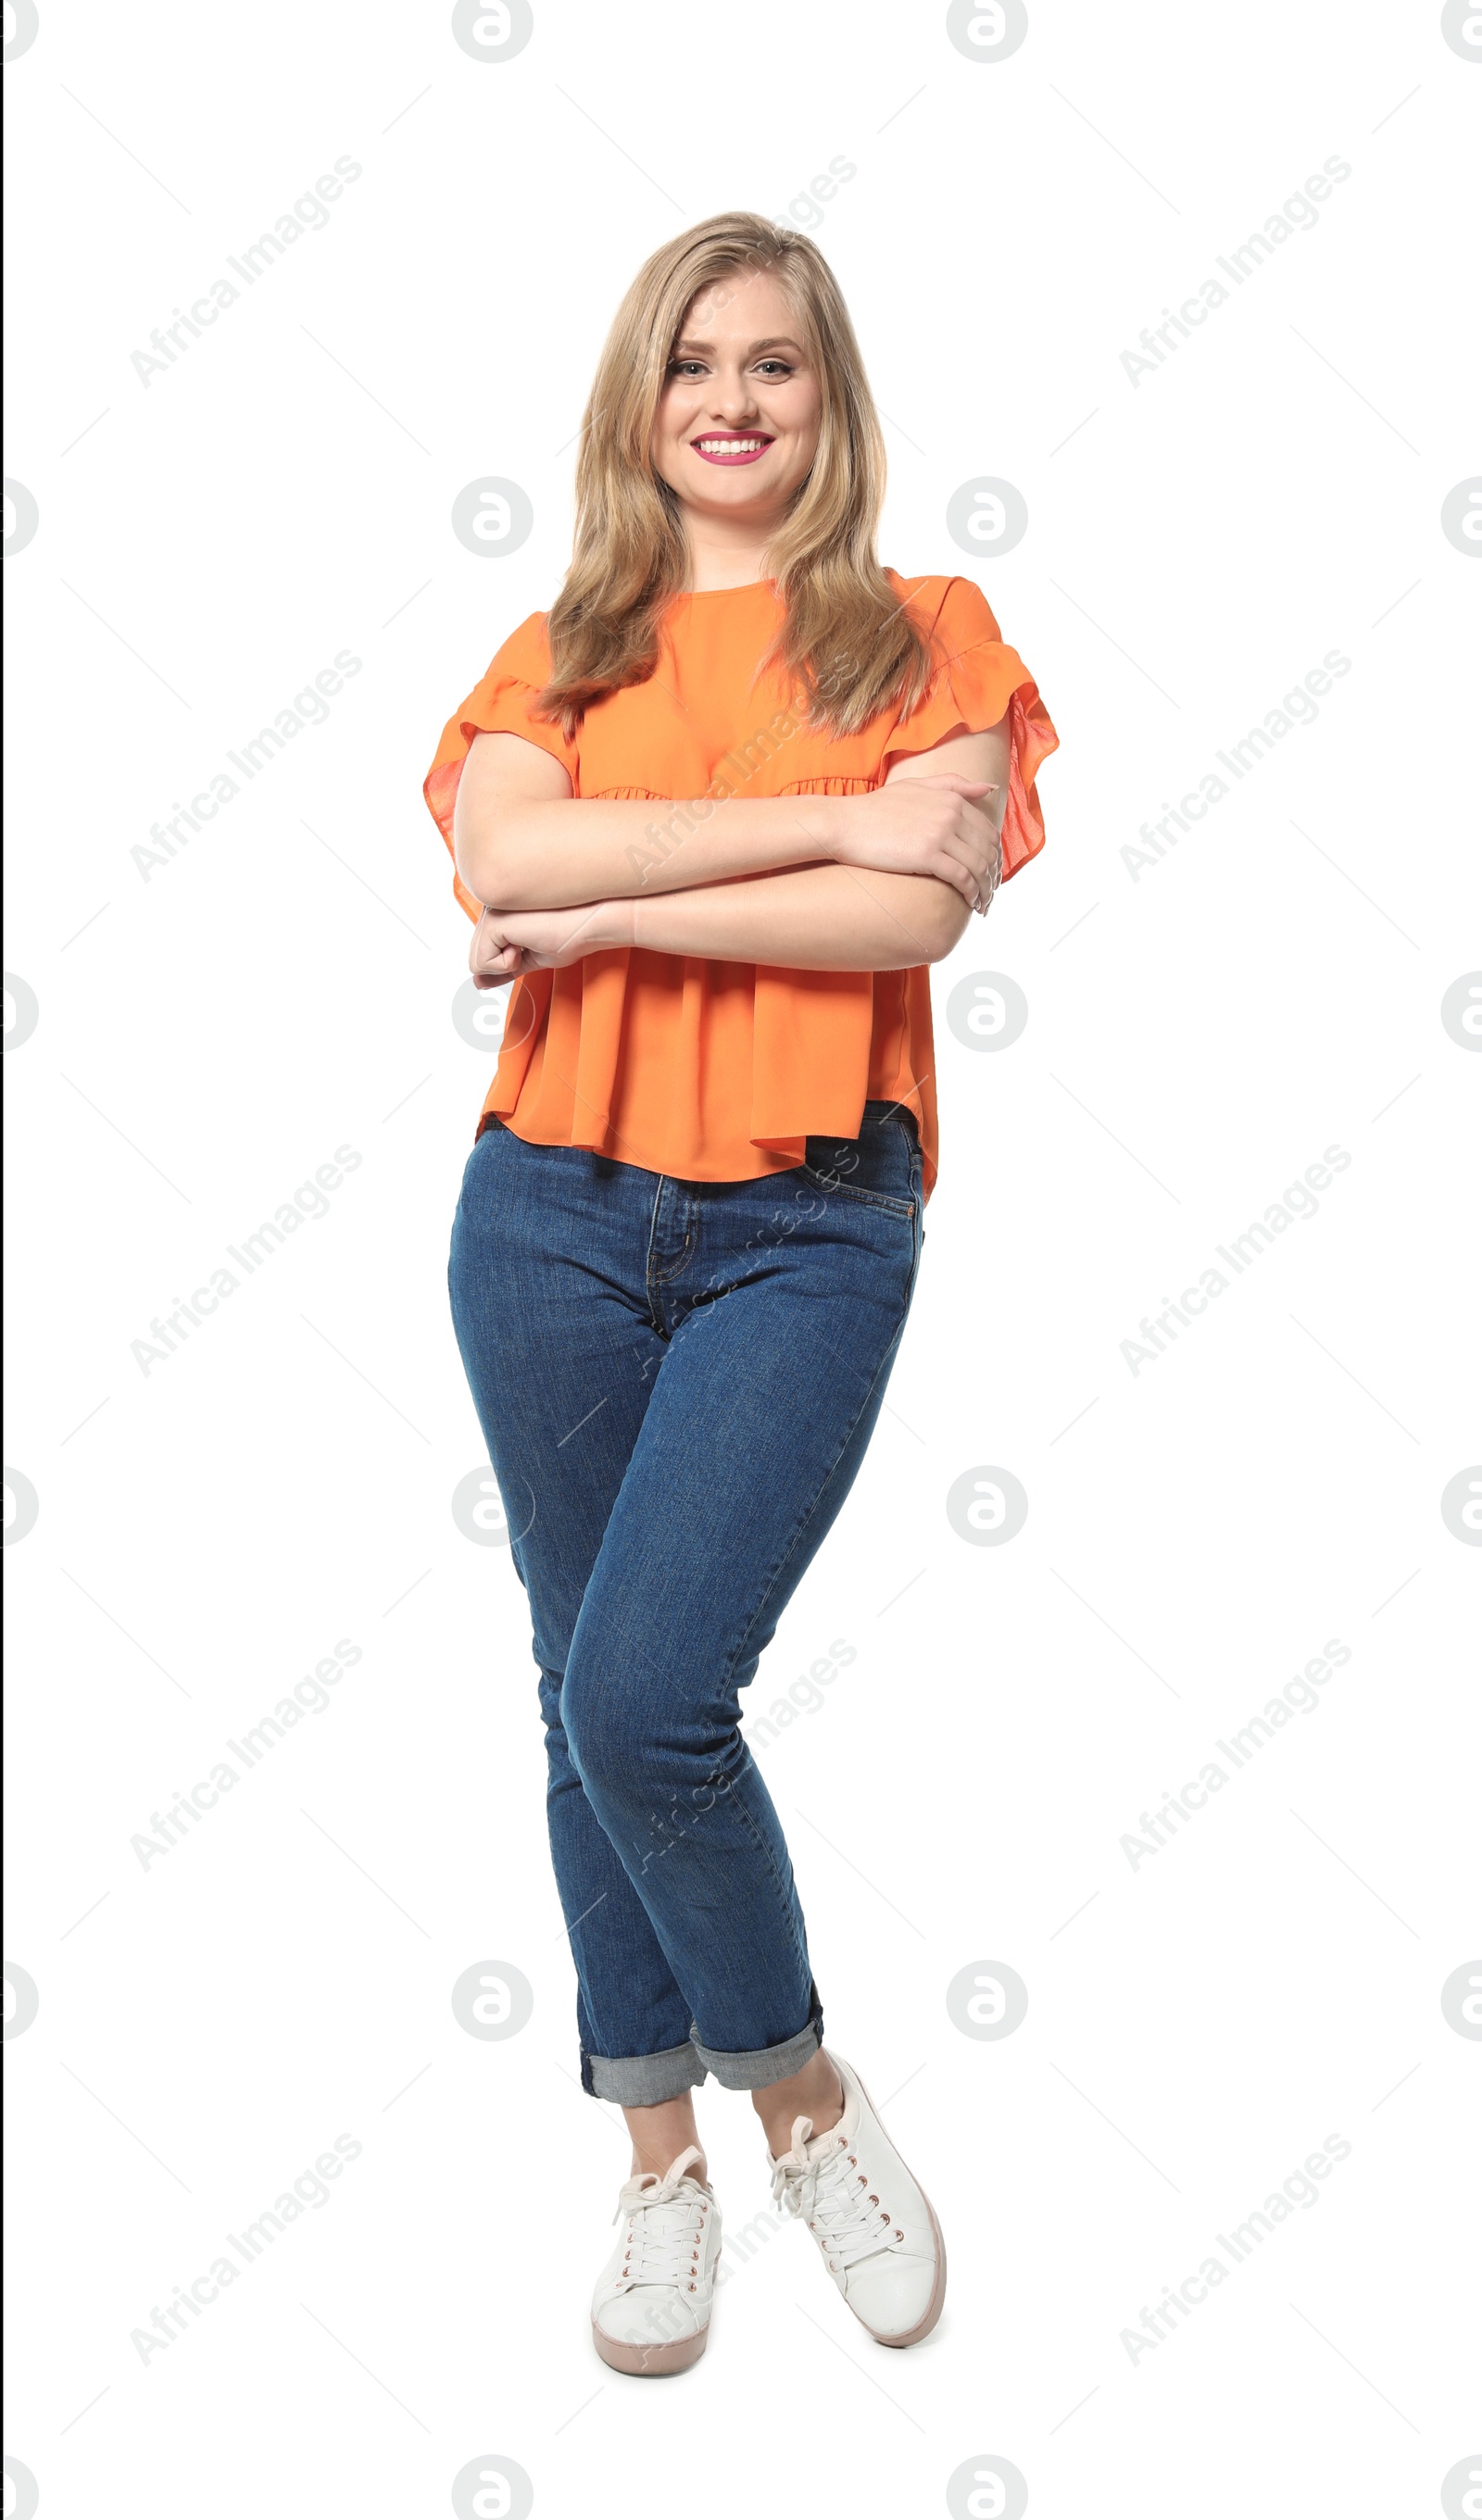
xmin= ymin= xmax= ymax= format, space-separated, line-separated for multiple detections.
xmin=422 ymin=613 xmax=577 ymax=922
xmin=883 ymin=576 xmax=1059 ymax=879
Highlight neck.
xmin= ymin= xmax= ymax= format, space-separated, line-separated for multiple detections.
xmin=679 ymin=512 xmax=778 ymax=593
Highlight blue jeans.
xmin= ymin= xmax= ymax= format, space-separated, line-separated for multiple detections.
xmin=447 ymin=1101 xmax=924 ymax=2104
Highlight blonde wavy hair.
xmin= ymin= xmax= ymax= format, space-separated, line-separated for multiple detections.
xmin=534 ymin=213 xmax=934 ymax=741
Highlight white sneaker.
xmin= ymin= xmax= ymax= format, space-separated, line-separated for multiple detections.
xmin=769 ymin=2052 xmax=945 ymax=2347
xmin=590 ymin=2145 xmax=722 ymax=2376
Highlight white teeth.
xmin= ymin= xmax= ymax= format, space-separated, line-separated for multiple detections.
xmin=696 ymin=437 xmax=766 ymax=453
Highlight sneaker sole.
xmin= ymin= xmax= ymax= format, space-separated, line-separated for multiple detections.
xmin=844 ymin=2059 xmax=948 ymax=2350
xmin=591 ymin=2315 xmax=711 ymax=2377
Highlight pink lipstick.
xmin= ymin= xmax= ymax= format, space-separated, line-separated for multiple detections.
xmin=690 ymin=434 xmax=775 ymax=467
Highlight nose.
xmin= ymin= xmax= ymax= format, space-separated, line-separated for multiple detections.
xmin=706 ymin=368 xmax=760 ymax=425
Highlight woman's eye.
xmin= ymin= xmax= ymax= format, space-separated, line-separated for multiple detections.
xmin=670 ymin=360 xmax=707 ymax=377
xmin=756 ymin=360 xmax=793 ymax=378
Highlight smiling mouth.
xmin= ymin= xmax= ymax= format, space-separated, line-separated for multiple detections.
xmin=691 ymin=434 xmax=774 ymax=466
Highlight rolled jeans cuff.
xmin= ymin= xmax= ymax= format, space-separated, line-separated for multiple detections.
xmin=691 ymin=2012 xmax=823 ymax=2091
xmin=584 ymin=2039 xmax=708 ymax=2106
xmin=583 ymin=1991 xmax=824 ymax=2103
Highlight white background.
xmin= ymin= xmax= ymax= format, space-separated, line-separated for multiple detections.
xmin=4 ymin=3 xmax=1479 ymax=2514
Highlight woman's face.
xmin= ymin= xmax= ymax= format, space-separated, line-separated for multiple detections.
xmin=650 ymin=269 xmax=823 ymax=535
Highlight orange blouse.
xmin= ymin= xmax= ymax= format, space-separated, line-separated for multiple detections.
xmin=423 ymin=571 xmax=1056 ymax=1197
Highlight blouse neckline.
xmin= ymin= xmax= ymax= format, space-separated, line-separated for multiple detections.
xmin=674 ymin=579 xmax=777 ymax=598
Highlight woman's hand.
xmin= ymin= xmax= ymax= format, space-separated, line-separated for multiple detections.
xmin=832 ymin=774 xmax=1000 ymax=912
xmin=471 ymin=899 xmax=633 ymax=987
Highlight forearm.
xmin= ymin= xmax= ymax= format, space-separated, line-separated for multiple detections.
xmin=466 ymin=726 xmax=1005 ymax=974
xmin=456 ymin=786 xmax=845 ymax=910
xmin=622 ymin=862 xmax=970 ymax=971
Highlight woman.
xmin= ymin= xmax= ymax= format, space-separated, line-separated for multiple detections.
xmin=425 ymin=213 xmax=1056 ymax=2376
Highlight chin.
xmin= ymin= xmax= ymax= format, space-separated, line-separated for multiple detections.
xmin=692 ymin=474 xmax=773 ymax=502
xmin=686 ymin=459 xmax=786 ymax=496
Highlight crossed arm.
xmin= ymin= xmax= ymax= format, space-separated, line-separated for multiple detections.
xmin=451 ymin=718 xmax=1011 ymax=981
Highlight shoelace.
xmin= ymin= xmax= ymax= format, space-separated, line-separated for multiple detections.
xmin=771 ymin=2114 xmax=900 ymax=2272
xmin=610 ymin=2145 xmax=711 ymax=2291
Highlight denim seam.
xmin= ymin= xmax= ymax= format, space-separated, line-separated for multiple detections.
xmin=701 ymin=1305 xmax=916 ymax=1985
xmin=585 ymin=2036 xmax=704 ymax=2074
xmin=643 ymin=1181 xmax=697 ymax=1319
xmin=601 ymin=1603 xmax=812 ymax=2000
xmin=722 ymin=1265 xmax=917 ymax=1692
xmin=651 ymin=1229 xmax=697 ymax=1289
xmin=902 ymin=1145 xmax=926 ymax=1312
xmin=706 ymin=1743 xmax=816 ymax=1997
xmin=795 ymin=1166 xmax=917 ymax=1221
xmin=722 ymin=1326 xmax=904 ymax=1708
xmin=641 ymin=1178 xmax=669 ymax=1329
xmin=617 ymin=1640 xmax=816 ymax=2009
xmin=689 ymin=2014 xmax=822 ymax=2081
xmin=566 ymin=1620 xmax=810 ymax=2033
xmin=691 ymin=2004 xmax=822 ymax=2059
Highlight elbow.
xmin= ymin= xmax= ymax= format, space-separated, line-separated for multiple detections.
xmin=452 ymin=807 xmax=516 ymax=909
xmin=453 ymin=839 xmax=505 ymax=909
xmin=453 ymin=784 xmax=527 ymax=909
xmin=451 ymin=806 xmax=493 ymax=907
xmin=923 ymin=883 xmax=973 ymax=964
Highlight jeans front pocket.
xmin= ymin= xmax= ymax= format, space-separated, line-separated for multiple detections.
xmin=798 ymin=1105 xmax=921 ymax=1221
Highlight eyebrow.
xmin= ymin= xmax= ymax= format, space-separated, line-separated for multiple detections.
xmin=672 ymin=335 xmax=806 ymax=357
